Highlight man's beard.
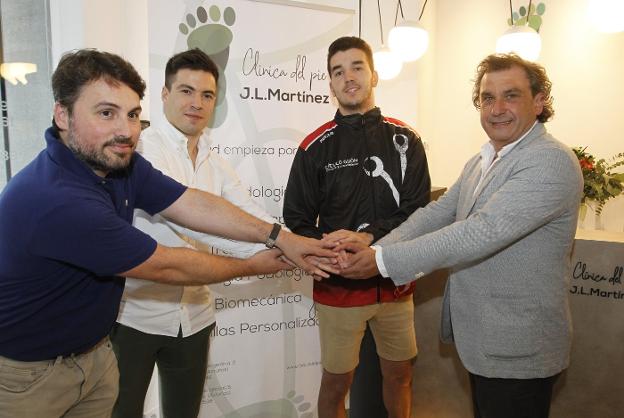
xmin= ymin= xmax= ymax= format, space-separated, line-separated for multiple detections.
xmin=66 ymin=125 xmax=134 ymax=175
xmin=337 ymin=85 xmax=373 ymax=113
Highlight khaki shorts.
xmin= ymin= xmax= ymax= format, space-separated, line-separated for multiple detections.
xmin=316 ymin=296 xmax=417 ymax=374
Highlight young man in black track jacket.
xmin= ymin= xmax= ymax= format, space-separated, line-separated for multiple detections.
xmin=283 ymin=36 xmax=431 ymax=418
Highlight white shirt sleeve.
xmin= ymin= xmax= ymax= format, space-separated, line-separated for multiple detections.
xmin=371 ymin=245 xmax=390 ymax=278
xmin=167 ymin=156 xmax=275 ymax=259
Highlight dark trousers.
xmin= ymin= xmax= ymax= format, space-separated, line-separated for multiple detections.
xmin=349 ymin=325 xmax=387 ymax=418
xmin=110 ymin=322 xmax=214 ymax=418
xmin=469 ymin=372 xmax=560 ymax=418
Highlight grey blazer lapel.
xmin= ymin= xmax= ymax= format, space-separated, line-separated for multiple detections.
xmin=458 ymin=124 xmax=546 ymax=220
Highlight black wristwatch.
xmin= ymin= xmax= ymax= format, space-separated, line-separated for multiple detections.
xmin=265 ymin=223 xmax=282 ymax=248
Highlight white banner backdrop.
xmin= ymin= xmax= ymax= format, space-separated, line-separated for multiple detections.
xmin=148 ymin=1 xmax=353 ymax=417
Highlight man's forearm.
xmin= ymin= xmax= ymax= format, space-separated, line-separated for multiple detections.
xmin=122 ymin=245 xmax=277 ymax=285
xmin=161 ymin=188 xmax=273 ymax=245
xmin=165 ymin=221 xmax=267 ymax=259
xmin=159 ymin=188 xmax=339 ymax=277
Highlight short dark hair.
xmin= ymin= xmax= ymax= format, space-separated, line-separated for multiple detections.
xmin=472 ymin=53 xmax=554 ymax=123
xmin=51 ymin=49 xmax=145 ymax=132
xmin=327 ymin=36 xmax=374 ymax=75
xmin=164 ymin=49 xmax=219 ymax=89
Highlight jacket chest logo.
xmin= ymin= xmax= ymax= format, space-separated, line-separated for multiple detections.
xmin=324 ymin=157 xmax=359 ymax=172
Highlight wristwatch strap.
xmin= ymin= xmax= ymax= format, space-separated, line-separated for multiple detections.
xmin=265 ymin=223 xmax=282 ymax=248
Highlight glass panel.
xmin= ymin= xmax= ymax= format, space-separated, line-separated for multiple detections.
xmin=0 ymin=0 xmax=53 ymax=191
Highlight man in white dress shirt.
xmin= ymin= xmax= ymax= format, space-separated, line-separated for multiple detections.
xmin=111 ymin=49 xmax=274 ymax=418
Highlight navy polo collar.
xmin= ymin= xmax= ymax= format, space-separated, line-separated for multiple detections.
xmin=44 ymin=127 xmax=135 ymax=183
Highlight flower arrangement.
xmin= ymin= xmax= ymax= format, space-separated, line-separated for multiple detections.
xmin=572 ymin=147 xmax=624 ymax=215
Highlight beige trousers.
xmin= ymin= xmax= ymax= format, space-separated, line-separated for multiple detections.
xmin=0 ymin=337 xmax=119 ymax=418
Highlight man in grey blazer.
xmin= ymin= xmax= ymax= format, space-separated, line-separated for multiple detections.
xmin=330 ymin=54 xmax=583 ymax=418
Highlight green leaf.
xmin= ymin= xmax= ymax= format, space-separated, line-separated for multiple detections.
xmin=590 ymin=183 xmax=602 ymax=195
xmin=606 ymin=184 xmax=618 ymax=196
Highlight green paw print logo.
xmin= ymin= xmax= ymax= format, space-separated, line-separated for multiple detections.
xmin=507 ymin=2 xmax=546 ymax=32
xmin=179 ymin=5 xmax=236 ymax=129
xmin=219 ymin=391 xmax=314 ymax=418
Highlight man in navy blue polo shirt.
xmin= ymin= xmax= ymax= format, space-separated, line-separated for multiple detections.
xmin=0 ymin=49 xmax=336 ymax=418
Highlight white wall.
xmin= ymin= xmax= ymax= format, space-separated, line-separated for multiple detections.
xmin=49 ymin=0 xmax=623 ymax=231
xmin=541 ymin=0 xmax=624 ymax=229
xmin=50 ymin=0 xmax=151 ymax=116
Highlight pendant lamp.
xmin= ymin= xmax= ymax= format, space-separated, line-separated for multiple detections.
xmin=495 ymin=0 xmax=542 ymax=61
xmin=372 ymin=0 xmax=402 ymax=80
xmin=388 ymin=0 xmax=429 ymax=62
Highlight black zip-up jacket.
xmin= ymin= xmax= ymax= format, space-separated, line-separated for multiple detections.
xmin=283 ymin=107 xmax=431 ymax=307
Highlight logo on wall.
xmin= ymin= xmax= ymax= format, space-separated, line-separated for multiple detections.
xmin=210 ymin=391 xmax=314 ymax=418
xmin=179 ymin=5 xmax=236 ymax=128
xmin=570 ymin=260 xmax=624 ymax=299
